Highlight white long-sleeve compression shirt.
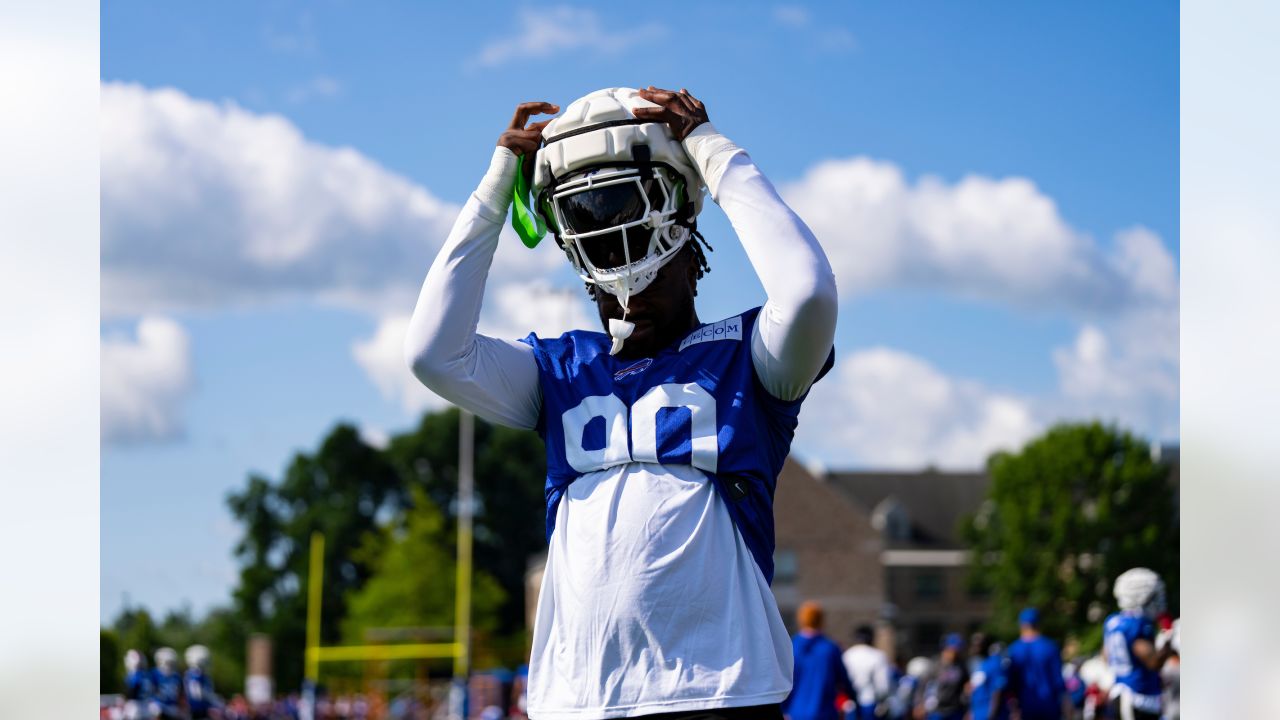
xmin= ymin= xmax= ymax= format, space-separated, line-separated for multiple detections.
xmin=404 ymin=123 xmax=837 ymax=425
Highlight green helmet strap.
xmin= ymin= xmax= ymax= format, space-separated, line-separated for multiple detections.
xmin=511 ymin=155 xmax=547 ymax=249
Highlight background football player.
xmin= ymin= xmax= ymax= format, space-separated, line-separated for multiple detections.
xmin=184 ymin=645 xmax=222 ymax=719
xmin=151 ymin=646 xmax=187 ymax=720
xmin=123 ymin=649 xmax=156 ymax=720
xmin=405 ymin=85 xmax=837 ymax=720
xmin=1103 ymin=568 xmax=1177 ymax=720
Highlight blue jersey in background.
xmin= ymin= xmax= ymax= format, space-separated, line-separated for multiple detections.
xmin=151 ymin=668 xmax=184 ymax=717
xmin=1005 ymin=636 xmax=1065 ymax=720
xmin=783 ymin=632 xmax=854 ymax=720
xmin=969 ymin=653 xmax=1009 ymax=720
xmin=1104 ymin=612 xmax=1163 ymax=714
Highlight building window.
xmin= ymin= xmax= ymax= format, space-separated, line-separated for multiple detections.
xmin=915 ymin=570 xmax=944 ymax=600
xmin=775 ymin=550 xmax=798 ymax=584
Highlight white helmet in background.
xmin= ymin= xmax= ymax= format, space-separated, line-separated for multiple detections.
xmin=530 ymin=87 xmax=707 ymax=351
xmin=1078 ymin=655 xmax=1115 ymax=691
xmin=155 ymin=646 xmax=179 ymax=673
xmin=906 ymin=656 xmax=934 ymax=679
xmin=124 ymin=649 xmax=145 ymax=673
xmin=185 ymin=644 xmax=211 ymax=670
xmin=1114 ymin=567 xmax=1166 ymax=617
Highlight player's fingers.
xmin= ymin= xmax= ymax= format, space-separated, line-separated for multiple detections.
xmin=632 ymin=106 xmax=680 ymax=124
xmin=524 ymin=119 xmax=553 ymax=132
xmin=638 ymin=86 xmax=680 ymax=108
xmin=509 ymin=101 xmax=559 ymax=130
xmin=674 ymin=91 xmax=698 ymax=114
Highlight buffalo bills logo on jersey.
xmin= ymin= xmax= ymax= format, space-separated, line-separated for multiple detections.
xmin=613 ymin=357 xmax=654 ymax=381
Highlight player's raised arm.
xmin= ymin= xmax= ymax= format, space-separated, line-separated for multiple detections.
xmin=402 ymin=102 xmax=558 ymax=430
xmin=635 ymin=87 xmax=838 ymax=402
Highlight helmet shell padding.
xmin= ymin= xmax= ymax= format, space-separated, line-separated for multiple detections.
xmin=533 ymin=88 xmax=705 ymax=223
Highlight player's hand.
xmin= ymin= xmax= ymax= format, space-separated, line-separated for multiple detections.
xmin=634 ymin=86 xmax=709 ymax=141
xmin=497 ymin=101 xmax=558 ymax=155
xmin=498 ymin=101 xmax=558 ymax=187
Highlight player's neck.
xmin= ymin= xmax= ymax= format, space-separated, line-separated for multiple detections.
xmin=615 ymin=307 xmax=700 ymax=360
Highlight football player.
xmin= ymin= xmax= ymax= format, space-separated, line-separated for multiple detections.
xmin=151 ymin=647 xmax=186 ymax=719
xmin=123 ymin=649 xmax=156 ymax=720
xmin=184 ymin=645 xmax=221 ymax=719
xmin=1102 ymin=568 xmax=1175 ymax=720
xmin=405 ymin=86 xmax=837 ymax=720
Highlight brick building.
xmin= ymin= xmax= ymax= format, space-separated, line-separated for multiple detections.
xmin=774 ymin=462 xmax=992 ymax=660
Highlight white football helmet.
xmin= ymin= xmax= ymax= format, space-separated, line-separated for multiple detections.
xmin=906 ymin=656 xmax=934 ymax=679
xmin=529 ymin=88 xmax=707 ymax=353
xmin=124 ymin=649 xmax=145 ymax=673
xmin=155 ymin=646 xmax=179 ymax=673
xmin=1114 ymin=567 xmax=1166 ymax=617
xmin=185 ymin=644 xmax=210 ymax=670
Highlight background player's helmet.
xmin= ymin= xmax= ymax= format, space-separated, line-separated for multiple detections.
xmin=906 ymin=656 xmax=934 ymax=679
xmin=1078 ymin=655 xmax=1115 ymax=691
xmin=531 ymin=87 xmax=706 ymax=309
xmin=124 ymin=649 xmax=145 ymax=673
xmin=185 ymin=644 xmax=211 ymax=670
xmin=1114 ymin=567 xmax=1166 ymax=617
xmin=155 ymin=646 xmax=179 ymax=673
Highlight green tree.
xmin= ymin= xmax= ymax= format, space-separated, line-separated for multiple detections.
xmin=962 ymin=422 xmax=1179 ymax=648
xmin=224 ymin=411 xmax=547 ymax=690
xmin=112 ymin=606 xmax=164 ymax=660
xmin=226 ymin=423 xmax=406 ymax=691
xmin=385 ymin=408 xmax=546 ymax=637
xmin=102 ymin=629 xmax=122 ymax=693
xmin=342 ymin=487 xmax=507 ymax=664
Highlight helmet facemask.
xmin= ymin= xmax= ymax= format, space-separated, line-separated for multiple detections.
xmin=544 ymin=165 xmax=691 ymax=353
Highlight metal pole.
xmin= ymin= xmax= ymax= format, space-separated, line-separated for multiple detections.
xmin=451 ymin=410 xmax=475 ymax=720
xmin=305 ymin=532 xmax=325 ymax=684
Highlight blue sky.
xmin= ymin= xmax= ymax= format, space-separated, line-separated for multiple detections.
xmin=101 ymin=1 xmax=1178 ymax=621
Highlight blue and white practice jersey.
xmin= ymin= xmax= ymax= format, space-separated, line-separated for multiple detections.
xmin=185 ymin=668 xmax=218 ymax=714
xmin=522 ymin=307 xmax=831 ymax=719
xmin=152 ymin=669 xmax=184 ymax=716
xmin=1104 ymin=611 xmax=1162 ymax=712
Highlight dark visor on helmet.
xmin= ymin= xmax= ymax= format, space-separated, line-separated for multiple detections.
xmin=555 ymin=176 xmax=664 ymax=236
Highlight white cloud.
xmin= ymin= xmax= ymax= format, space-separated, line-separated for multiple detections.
xmin=355 ymin=282 xmax=596 ymax=415
xmin=783 ymin=158 xmax=1178 ymax=448
xmin=101 ymin=317 xmax=194 ymax=444
xmin=472 ymin=6 xmax=665 ymax=68
xmin=800 ymin=347 xmax=1040 ymax=468
xmin=479 ymin=282 xmax=596 ymax=341
xmin=101 ymin=82 xmax=461 ymax=317
xmin=353 ymin=314 xmax=448 ymax=415
xmin=780 ymin=157 xmax=1149 ymax=312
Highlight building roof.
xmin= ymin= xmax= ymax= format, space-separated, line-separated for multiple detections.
xmin=822 ymin=470 xmax=989 ymax=549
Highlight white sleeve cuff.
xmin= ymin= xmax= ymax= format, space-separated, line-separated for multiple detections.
xmin=681 ymin=122 xmax=745 ymax=201
xmin=473 ymin=146 xmax=521 ymax=221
